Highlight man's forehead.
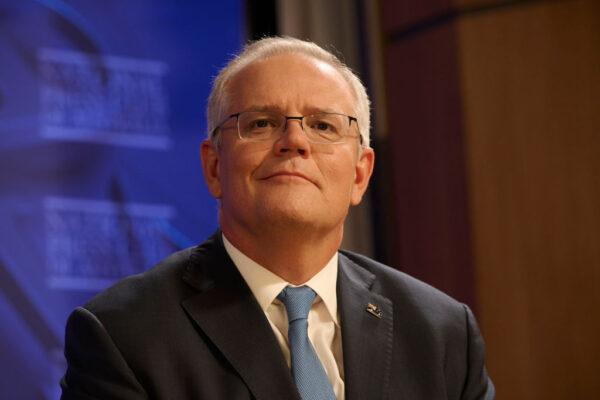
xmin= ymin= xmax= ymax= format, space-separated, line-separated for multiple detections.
xmin=224 ymin=53 xmax=355 ymax=111
xmin=242 ymin=52 xmax=337 ymax=74
xmin=229 ymin=53 xmax=347 ymax=90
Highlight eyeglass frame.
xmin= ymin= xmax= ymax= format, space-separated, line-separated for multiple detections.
xmin=211 ymin=110 xmax=364 ymax=145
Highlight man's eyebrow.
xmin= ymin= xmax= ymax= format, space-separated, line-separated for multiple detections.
xmin=312 ymin=107 xmax=344 ymax=114
xmin=244 ymin=105 xmax=285 ymax=113
xmin=243 ymin=105 xmax=345 ymax=115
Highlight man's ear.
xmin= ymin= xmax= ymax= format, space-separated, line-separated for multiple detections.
xmin=200 ymin=139 xmax=222 ymax=198
xmin=350 ymin=147 xmax=375 ymax=206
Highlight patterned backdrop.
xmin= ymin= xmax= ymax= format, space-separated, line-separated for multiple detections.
xmin=0 ymin=1 xmax=242 ymax=397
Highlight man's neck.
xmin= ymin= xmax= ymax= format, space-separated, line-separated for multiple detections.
xmin=221 ymin=223 xmax=343 ymax=285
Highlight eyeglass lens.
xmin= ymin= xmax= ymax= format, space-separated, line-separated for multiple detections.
xmin=237 ymin=111 xmax=356 ymax=143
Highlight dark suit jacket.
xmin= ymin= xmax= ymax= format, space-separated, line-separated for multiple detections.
xmin=61 ymin=233 xmax=494 ymax=399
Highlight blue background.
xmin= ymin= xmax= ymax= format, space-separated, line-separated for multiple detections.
xmin=0 ymin=1 xmax=242 ymax=398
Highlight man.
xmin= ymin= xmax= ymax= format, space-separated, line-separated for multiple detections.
xmin=61 ymin=37 xmax=494 ymax=399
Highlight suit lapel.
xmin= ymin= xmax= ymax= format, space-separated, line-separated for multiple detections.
xmin=338 ymin=253 xmax=394 ymax=400
xmin=181 ymin=233 xmax=300 ymax=400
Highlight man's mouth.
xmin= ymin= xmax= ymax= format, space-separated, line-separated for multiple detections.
xmin=261 ymin=171 xmax=316 ymax=186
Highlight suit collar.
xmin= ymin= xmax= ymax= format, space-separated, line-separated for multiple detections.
xmin=181 ymin=232 xmax=300 ymax=400
xmin=338 ymin=252 xmax=394 ymax=400
xmin=221 ymin=233 xmax=340 ymax=324
xmin=181 ymin=233 xmax=395 ymax=400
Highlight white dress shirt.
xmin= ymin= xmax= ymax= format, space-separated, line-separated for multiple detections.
xmin=222 ymin=234 xmax=345 ymax=399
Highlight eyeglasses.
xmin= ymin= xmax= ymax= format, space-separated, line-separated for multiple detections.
xmin=213 ymin=110 xmax=362 ymax=145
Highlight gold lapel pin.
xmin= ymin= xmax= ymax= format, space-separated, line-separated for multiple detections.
xmin=366 ymin=303 xmax=382 ymax=318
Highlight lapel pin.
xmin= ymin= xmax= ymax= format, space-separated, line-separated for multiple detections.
xmin=366 ymin=303 xmax=382 ymax=318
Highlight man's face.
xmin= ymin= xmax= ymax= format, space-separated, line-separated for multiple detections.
xmin=201 ymin=53 xmax=374 ymax=237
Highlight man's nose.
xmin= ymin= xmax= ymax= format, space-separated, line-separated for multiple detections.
xmin=273 ymin=118 xmax=310 ymax=157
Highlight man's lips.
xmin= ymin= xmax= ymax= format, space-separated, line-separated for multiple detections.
xmin=261 ymin=171 xmax=317 ymax=185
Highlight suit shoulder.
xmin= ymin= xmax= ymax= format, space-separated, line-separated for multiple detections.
xmin=83 ymin=247 xmax=196 ymax=317
xmin=339 ymin=249 xmax=464 ymax=313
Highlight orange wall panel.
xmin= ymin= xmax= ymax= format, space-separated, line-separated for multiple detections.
xmin=458 ymin=0 xmax=600 ymax=398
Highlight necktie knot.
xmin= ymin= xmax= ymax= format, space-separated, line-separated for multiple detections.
xmin=277 ymin=286 xmax=316 ymax=322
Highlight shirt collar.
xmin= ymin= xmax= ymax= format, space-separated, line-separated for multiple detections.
xmin=222 ymin=233 xmax=339 ymax=324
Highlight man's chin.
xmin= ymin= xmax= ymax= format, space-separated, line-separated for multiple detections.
xmin=257 ymin=201 xmax=320 ymax=227
xmin=261 ymin=203 xmax=311 ymax=220
xmin=255 ymin=185 xmax=319 ymax=206
xmin=256 ymin=202 xmax=346 ymax=234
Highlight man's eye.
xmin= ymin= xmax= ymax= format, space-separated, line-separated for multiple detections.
xmin=311 ymin=121 xmax=337 ymax=133
xmin=315 ymin=122 xmax=331 ymax=131
xmin=250 ymin=119 xmax=274 ymax=129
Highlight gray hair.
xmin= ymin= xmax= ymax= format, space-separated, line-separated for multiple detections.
xmin=206 ymin=36 xmax=371 ymax=147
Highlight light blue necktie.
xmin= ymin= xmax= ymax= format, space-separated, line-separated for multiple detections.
xmin=277 ymin=286 xmax=336 ymax=400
